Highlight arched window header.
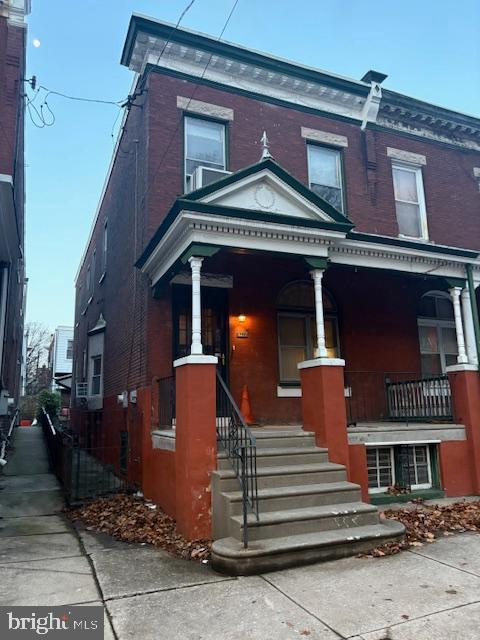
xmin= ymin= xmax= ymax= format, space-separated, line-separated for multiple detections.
xmin=277 ymin=280 xmax=336 ymax=312
xmin=418 ymin=291 xmax=453 ymax=321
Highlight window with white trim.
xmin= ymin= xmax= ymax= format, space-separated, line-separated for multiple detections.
xmin=418 ymin=292 xmax=458 ymax=375
xmin=277 ymin=281 xmax=339 ymax=384
xmin=307 ymin=144 xmax=344 ymax=212
xmin=184 ymin=116 xmax=226 ymax=191
xmin=407 ymin=445 xmax=432 ymax=489
xmin=392 ymin=163 xmax=428 ymax=239
xmin=367 ymin=447 xmax=395 ymax=493
xmin=90 ymin=355 xmax=102 ymax=396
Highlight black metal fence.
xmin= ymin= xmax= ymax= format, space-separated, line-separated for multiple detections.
xmin=345 ymin=371 xmax=453 ymax=424
xmin=158 ymin=375 xmax=175 ymax=429
xmin=216 ymin=371 xmax=258 ymax=548
xmin=41 ymin=409 xmax=125 ymax=504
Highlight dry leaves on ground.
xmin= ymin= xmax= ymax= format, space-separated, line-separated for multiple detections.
xmin=363 ymin=500 xmax=480 ymax=557
xmin=67 ymin=494 xmax=211 ymax=561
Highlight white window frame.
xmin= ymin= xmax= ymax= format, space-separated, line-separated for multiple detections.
xmin=100 ymin=219 xmax=107 ymax=281
xmin=408 ymin=445 xmax=432 ymax=490
xmin=417 ymin=292 xmax=457 ymax=375
xmin=366 ymin=446 xmax=395 ymax=494
xmin=66 ymin=340 xmax=73 ymax=360
xmin=307 ymin=143 xmax=345 ymax=213
xmin=392 ymin=161 xmax=429 ymax=240
xmin=184 ymin=116 xmax=226 ymax=192
xmin=90 ymin=354 xmax=102 ymax=396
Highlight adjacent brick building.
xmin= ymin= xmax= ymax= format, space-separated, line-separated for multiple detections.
xmin=73 ymin=14 xmax=480 ymax=572
xmin=0 ymin=0 xmax=30 ymax=429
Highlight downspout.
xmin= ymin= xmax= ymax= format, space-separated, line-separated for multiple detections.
xmin=466 ymin=263 xmax=480 ymax=367
xmin=0 ymin=265 xmax=9 ymax=388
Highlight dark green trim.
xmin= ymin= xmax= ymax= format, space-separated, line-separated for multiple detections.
xmin=184 ymin=158 xmax=352 ymax=225
xmin=442 ymin=277 xmax=467 ymax=289
xmin=466 ymin=264 xmax=480 ymax=365
xmin=122 ymin=15 xmax=370 ymax=97
xmin=347 ymin=231 xmax=479 ymax=259
xmin=144 ymin=64 xmax=364 ymax=126
xmin=180 ymin=244 xmax=220 ymax=263
xmin=370 ymin=488 xmax=445 ymax=506
xmin=304 ymin=257 xmax=329 ymax=270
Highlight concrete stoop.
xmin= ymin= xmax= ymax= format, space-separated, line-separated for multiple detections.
xmin=211 ymin=429 xmax=405 ymax=575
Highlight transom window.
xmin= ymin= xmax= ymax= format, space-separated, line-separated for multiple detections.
xmin=392 ymin=163 xmax=428 ymax=239
xmin=184 ymin=116 xmax=226 ymax=191
xmin=307 ymin=145 xmax=344 ymax=213
xmin=418 ymin=292 xmax=457 ymax=376
xmin=277 ymin=281 xmax=339 ymax=384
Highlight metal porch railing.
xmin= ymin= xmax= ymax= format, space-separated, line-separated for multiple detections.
xmin=386 ymin=375 xmax=452 ymax=421
xmin=216 ymin=371 xmax=259 ymax=548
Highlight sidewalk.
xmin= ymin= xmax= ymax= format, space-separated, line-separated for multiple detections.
xmin=1 ymin=426 xmax=480 ymax=639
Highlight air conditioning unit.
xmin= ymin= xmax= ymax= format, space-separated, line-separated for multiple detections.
xmin=188 ymin=166 xmax=231 ymax=192
xmin=76 ymin=382 xmax=88 ymax=398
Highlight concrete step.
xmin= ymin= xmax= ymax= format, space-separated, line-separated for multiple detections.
xmin=230 ymin=502 xmax=379 ymax=541
xmin=213 ymin=462 xmax=347 ymax=491
xmin=251 ymin=430 xmax=316 ymax=449
xmin=217 ymin=446 xmax=329 ymax=470
xmin=222 ymin=481 xmax=363 ymax=516
xmin=211 ymin=520 xmax=405 ymax=575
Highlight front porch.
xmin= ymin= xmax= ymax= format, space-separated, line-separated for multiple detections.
xmin=136 ymin=157 xmax=480 ymax=572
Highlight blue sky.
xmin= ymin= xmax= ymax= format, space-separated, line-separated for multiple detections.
xmin=25 ymin=0 xmax=480 ymax=329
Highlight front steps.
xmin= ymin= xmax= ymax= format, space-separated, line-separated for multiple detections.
xmin=211 ymin=429 xmax=404 ymax=575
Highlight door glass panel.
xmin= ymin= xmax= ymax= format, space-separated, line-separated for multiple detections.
xmin=419 ymin=325 xmax=439 ymax=353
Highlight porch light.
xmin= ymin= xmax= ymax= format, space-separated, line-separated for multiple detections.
xmin=238 ymin=314 xmax=247 ymax=323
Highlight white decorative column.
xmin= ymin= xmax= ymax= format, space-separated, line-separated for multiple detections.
xmin=189 ymin=256 xmax=203 ymax=355
xmin=462 ymin=286 xmax=478 ymax=365
xmin=311 ymin=269 xmax=328 ymax=358
xmin=449 ymin=287 xmax=468 ymax=364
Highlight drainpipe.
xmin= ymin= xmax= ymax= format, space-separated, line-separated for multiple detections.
xmin=466 ymin=264 xmax=480 ymax=367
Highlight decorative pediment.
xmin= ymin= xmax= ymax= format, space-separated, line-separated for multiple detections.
xmin=185 ymin=159 xmax=351 ymax=226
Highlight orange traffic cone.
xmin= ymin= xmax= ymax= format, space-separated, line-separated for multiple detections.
xmin=240 ymin=384 xmax=255 ymax=426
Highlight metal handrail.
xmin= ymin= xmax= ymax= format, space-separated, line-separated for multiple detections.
xmin=216 ymin=371 xmax=259 ymax=548
xmin=42 ymin=406 xmax=56 ymax=436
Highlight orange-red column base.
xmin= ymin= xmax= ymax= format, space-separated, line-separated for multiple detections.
xmin=174 ymin=356 xmax=218 ymax=540
xmin=299 ymin=359 xmax=350 ymax=473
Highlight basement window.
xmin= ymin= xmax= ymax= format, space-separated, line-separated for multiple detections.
xmin=367 ymin=446 xmax=395 ymax=493
xmin=367 ymin=444 xmax=434 ymax=494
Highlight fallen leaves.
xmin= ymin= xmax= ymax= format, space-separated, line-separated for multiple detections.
xmin=67 ymin=494 xmax=211 ymax=562
xmin=361 ymin=500 xmax=480 ymax=558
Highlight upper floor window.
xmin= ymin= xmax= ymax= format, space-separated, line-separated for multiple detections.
xmin=184 ymin=116 xmax=226 ymax=191
xmin=392 ymin=163 xmax=428 ymax=239
xmin=307 ymin=144 xmax=344 ymax=213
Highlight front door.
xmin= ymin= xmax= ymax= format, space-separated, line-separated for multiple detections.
xmin=173 ymin=285 xmax=229 ymax=379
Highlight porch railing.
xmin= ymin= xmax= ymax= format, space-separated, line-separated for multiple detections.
xmin=158 ymin=375 xmax=175 ymax=429
xmin=216 ymin=371 xmax=259 ymax=548
xmin=386 ymin=375 xmax=452 ymax=421
xmin=345 ymin=371 xmax=453 ymax=424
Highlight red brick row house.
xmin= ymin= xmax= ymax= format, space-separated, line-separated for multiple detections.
xmin=72 ymin=14 xmax=480 ymax=573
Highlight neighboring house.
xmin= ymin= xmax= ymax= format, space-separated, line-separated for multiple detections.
xmin=0 ymin=1 xmax=30 ymax=430
xmin=48 ymin=326 xmax=74 ymax=391
xmin=72 ymin=14 xmax=480 ymax=572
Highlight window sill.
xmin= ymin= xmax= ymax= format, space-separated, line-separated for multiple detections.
xmin=398 ymin=233 xmax=430 ymax=243
xmin=99 ymin=272 xmax=106 ymax=284
xmin=277 ymin=385 xmax=302 ymax=398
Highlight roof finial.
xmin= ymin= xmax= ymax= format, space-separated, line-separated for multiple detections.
xmin=260 ymin=130 xmax=272 ymax=160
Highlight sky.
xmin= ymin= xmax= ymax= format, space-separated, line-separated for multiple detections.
xmin=25 ymin=0 xmax=480 ymax=330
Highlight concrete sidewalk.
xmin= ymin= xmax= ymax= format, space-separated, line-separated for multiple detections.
xmin=1 ymin=427 xmax=480 ymax=639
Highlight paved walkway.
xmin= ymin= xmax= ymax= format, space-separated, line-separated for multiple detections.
xmin=1 ymin=426 xmax=480 ymax=639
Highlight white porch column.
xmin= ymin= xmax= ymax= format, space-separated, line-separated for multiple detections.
xmin=189 ymin=256 xmax=203 ymax=355
xmin=311 ymin=269 xmax=328 ymax=358
xmin=449 ymin=287 xmax=468 ymax=364
xmin=462 ymin=286 xmax=478 ymax=365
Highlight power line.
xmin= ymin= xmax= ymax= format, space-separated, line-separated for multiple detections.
xmin=135 ymin=0 xmax=240 ymax=212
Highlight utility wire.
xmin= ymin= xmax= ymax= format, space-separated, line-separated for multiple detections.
xmin=135 ymin=0 xmax=240 ymax=212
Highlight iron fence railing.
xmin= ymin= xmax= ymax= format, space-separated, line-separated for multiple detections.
xmin=158 ymin=375 xmax=175 ymax=429
xmin=386 ymin=375 xmax=452 ymax=421
xmin=216 ymin=371 xmax=258 ymax=548
xmin=345 ymin=371 xmax=453 ymax=424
